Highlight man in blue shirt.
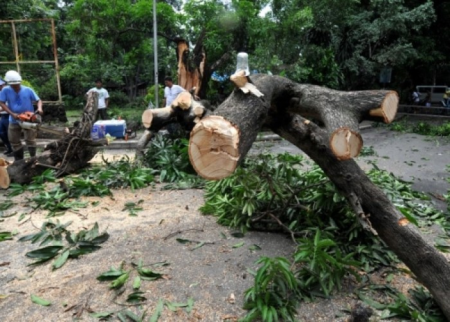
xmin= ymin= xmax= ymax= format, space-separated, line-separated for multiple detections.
xmin=0 ymin=71 xmax=43 ymax=161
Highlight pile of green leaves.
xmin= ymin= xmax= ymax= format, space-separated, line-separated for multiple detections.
xmin=358 ymin=285 xmax=445 ymax=321
xmin=8 ymin=158 xmax=154 ymax=216
xmin=382 ymin=120 xmax=450 ymax=137
xmin=201 ymin=153 xmax=404 ymax=270
xmin=242 ymin=257 xmax=299 ymax=322
xmin=79 ymin=155 xmax=154 ymax=192
xmin=142 ymin=134 xmax=204 ymax=189
xmin=19 ymin=221 xmax=109 ymax=269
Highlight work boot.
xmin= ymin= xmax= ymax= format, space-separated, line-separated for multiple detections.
xmin=13 ymin=148 xmax=24 ymax=161
xmin=28 ymin=146 xmax=37 ymax=158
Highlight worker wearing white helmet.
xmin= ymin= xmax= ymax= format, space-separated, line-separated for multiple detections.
xmin=0 ymin=70 xmax=43 ymax=161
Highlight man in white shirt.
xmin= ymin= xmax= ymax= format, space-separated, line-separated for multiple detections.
xmin=87 ymin=79 xmax=110 ymax=120
xmin=163 ymin=76 xmax=185 ymax=107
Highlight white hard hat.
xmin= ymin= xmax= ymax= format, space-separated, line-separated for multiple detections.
xmin=4 ymin=70 xmax=22 ymax=84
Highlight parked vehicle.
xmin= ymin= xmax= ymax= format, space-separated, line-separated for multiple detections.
xmin=415 ymin=85 xmax=447 ymax=105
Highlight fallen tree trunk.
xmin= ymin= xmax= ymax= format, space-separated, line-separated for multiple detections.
xmin=189 ymin=74 xmax=397 ymax=179
xmin=187 ymin=74 xmax=450 ymax=319
xmin=269 ymin=113 xmax=450 ymax=320
xmin=2 ymin=92 xmax=105 ymax=185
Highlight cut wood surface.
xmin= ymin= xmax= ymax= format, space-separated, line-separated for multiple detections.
xmin=0 ymin=158 xmax=10 ymax=189
xmin=369 ymin=91 xmax=399 ymax=123
xmin=142 ymin=109 xmax=153 ymax=128
xmin=189 ymin=116 xmax=239 ymax=180
xmin=329 ymin=127 xmax=363 ymax=160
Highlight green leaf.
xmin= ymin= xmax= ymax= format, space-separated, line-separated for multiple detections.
xmin=0 ymin=231 xmax=13 ymax=242
xmin=31 ymin=294 xmax=51 ymax=306
xmin=249 ymin=244 xmax=262 ymax=251
xmin=191 ymin=241 xmax=205 ymax=251
xmin=126 ymin=291 xmax=146 ymax=303
xmin=397 ymin=207 xmax=419 ymax=226
xmin=150 ymin=299 xmax=164 ymax=322
xmin=186 ymin=297 xmax=194 ymax=313
xmin=137 ymin=268 xmax=163 ymax=281
xmin=90 ymin=311 xmax=114 ymax=319
xmin=133 ymin=276 xmax=141 ymax=290
xmin=52 ymin=250 xmax=70 ymax=270
xmin=359 ymin=293 xmax=387 ymax=310
xmin=232 ymin=242 xmax=245 ymax=248
xmin=176 ymin=238 xmax=193 ymax=244
xmin=97 ymin=267 xmax=127 ymax=281
xmin=109 ymin=273 xmax=129 ymax=289
xmin=26 ymin=245 xmax=63 ymax=259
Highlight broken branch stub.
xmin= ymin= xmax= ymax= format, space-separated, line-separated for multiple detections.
xmin=329 ymin=128 xmax=363 ymax=161
xmin=369 ymin=91 xmax=399 ymax=124
xmin=0 ymin=158 xmax=10 ymax=189
xmin=189 ymin=116 xmax=240 ymax=180
xmin=142 ymin=110 xmax=153 ymax=128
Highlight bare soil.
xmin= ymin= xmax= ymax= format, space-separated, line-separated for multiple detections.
xmin=1 ymin=125 xmax=449 ymax=322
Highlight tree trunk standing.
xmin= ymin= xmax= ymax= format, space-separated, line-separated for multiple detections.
xmin=173 ymin=35 xmax=232 ymax=99
xmin=3 ymin=92 xmax=105 ymax=185
xmin=176 ymin=39 xmax=205 ymax=96
xmin=187 ymin=74 xmax=450 ymax=319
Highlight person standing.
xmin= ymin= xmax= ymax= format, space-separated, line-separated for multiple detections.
xmin=411 ymin=89 xmax=420 ymax=105
xmin=162 ymin=76 xmax=185 ymax=107
xmin=0 ymin=70 xmax=43 ymax=161
xmin=87 ymin=79 xmax=109 ymax=120
xmin=444 ymin=87 xmax=450 ymax=107
xmin=0 ymin=78 xmax=13 ymax=156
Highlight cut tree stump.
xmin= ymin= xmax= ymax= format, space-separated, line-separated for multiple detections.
xmin=2 ymin=92 xmax=106 ymax=186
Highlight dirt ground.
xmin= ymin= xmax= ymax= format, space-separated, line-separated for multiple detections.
xmin=1 ymin=124 xmax=449 ymax=322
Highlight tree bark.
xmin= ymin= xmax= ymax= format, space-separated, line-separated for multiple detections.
xmin=189 ymin=74 xmax=397 ymax=179
xmin=268 ymin=112 xmax=450 ymax=320
xmin=176 ymin=39 xmax=206 ymax=96
xmin=187 ymin=74 xmax=450 ymax=319
xmin=4 ymin=92 xmax=105 ymax=185
xmin=136 ymin=92 xmax=209 ymax=153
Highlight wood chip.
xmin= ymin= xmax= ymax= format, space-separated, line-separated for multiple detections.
xmin=398 ymin=218 xmax=409 ymax=226
xmin=227 ymin=293 xmax=235 ymax=304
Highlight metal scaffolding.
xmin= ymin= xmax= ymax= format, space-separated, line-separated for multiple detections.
xmin=0 ymin=18 xmax=62 ymax=105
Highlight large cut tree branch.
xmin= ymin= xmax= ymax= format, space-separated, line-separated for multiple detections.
xmin=267 ymin=112 xmax=450 ymax=320
xmin=188 ymin=74 xmax=396 ymax=179
xmin=185 ymin=74 xmax=450 ymax=319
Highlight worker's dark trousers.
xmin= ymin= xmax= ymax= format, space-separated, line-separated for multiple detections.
xmin=96 ymin=108 xmax=109 ymax=121
xmin=0 ymin=114 xmax=12 ymax=152
xmin=8 ymin=123 xmax=37 ymax=152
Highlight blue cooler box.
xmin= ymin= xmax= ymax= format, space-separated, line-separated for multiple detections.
xmin=94 ymin=120 xmax=127 ymax=138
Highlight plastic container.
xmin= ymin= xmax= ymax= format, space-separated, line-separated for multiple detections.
xmin=91 ymin=123 xmax=106 ymax=140
xmin=94 ymin=120 xmax=127 ymax=138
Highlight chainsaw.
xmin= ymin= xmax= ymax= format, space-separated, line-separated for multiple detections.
xmin=18 ymin=111 xmax=68 ymax=137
